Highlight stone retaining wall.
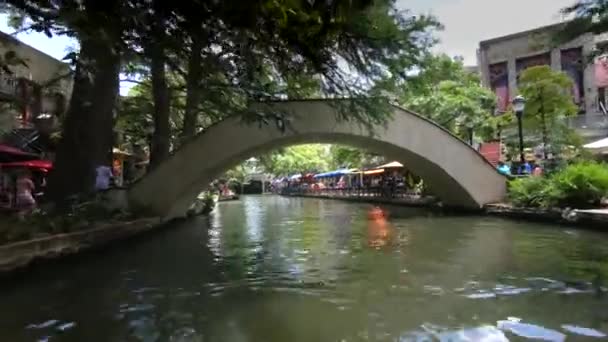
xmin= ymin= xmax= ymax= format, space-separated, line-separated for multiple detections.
xmin=284 ymin=193 xmax=438 ymax=207
xmin=485 ymin=204 xmax=608 ymax=228
xmin=288 ymin=194 xmax=608 ymax=228
xmin=0 ymin=217 xmax=160 ymax=274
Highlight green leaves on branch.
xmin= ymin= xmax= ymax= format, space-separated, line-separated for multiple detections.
xmin=402 ymin=55 xmax=499 ymax=141
xmin=257 ymin=144 xmax=331 ymax=176
xmin=409 ymin=80 xmax=498 ymax=140
xmin=328 ymin=145 xmax=385 ymax=170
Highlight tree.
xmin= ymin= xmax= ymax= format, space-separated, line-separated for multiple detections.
xmin=409 ymin=80 xmax=499 ymax=142
xmin=406 ymin=54 xmax=479 ymax=97
xmin=7 ymin=0 xmax=440 ymax=204
xmin=371 ymin=54 xmax=504 ymax=143
xmin=117 ymin=0 xmax=441 ymax=168
xmin=328 ymin=145 xmax=386 ymax=169
xmin=518 ymin=65 xmax=579 ymax=158
xmin=404 ymin=61 xmax=500 ymax=143
xmin=258 ymin=145 xmax=331 ymax=176
xmin=4 ymin=0 xmax=135 ymax=204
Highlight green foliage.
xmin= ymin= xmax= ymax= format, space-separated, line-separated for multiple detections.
xmin=110 ymin=0 xmax=442 ymax=153
xmin=7 ymin=0 xmax=441 ymax=202
xmin=407 ymin=77 xmax=499 ymax=141
xmin=551 ymin=162 xmax=608 ymax=208
xmin=226 ymin=143 xmax=388 ymax=178
xmin=328 ymin=145 xmax=386 ymax=169
xmin=508 ymin=177 xmax=557 ymax=208
xmin=223 ymin=165 xmax=248 ymax=182
xmin=517 ymin=66 xmax=580 ymax=154
xmin=258 ymin=144 xmax=331 ymax=176
xmin=407 ymin=54 xmax=479 ymax=97
xmin=193 ymin=191 xmax=216 ymax=216
xmin=373 ymin=53 xmax=502 ymax=141
xmin=509 ymin=162 xmax=608 ymax=208
xmin=117 ymin=76 xmax=188 ymax=148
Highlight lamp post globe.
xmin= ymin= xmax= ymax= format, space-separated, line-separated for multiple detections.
xmin=512 ymin=95 xmax=526 ymax=114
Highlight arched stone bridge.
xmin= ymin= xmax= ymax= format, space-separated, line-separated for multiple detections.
xmin=129 ymin=100 xmax=506 ymax=220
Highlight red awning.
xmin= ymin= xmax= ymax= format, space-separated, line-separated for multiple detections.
xmin=0 ymin=144 xmax=37 ymax=156
xmin=0 ymin=144 xmax=39 ymax=162
xmin=479 ymin=142 xmax=501 ymax=167
xmin=0 ymin=160 xmax=53 ymax=172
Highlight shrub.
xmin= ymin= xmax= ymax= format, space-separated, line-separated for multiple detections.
xmin=508 ymin=176 xmax=557 ymax=208
xmin=551 ymin=161 xmax=608 ymax=208
xmin=508 ymin=161 xmax=608 ymax=209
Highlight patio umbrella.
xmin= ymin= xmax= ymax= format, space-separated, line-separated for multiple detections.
xmin=0 ymin=144 xmax=39 ymax=162
xmin=583 ymin=137 xmax=608 ymax=154
xmin=375 ymin=161 xmax=403 ymax=169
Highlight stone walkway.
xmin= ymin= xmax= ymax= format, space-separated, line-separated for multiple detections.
xmin=573 ymin=209 xmax=608 ymax=226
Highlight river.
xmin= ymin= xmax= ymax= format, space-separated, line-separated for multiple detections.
xmin=3 ymin=196 xmax=608 ymax=341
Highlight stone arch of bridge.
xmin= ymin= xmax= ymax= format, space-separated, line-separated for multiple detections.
xmin=128 ymin=100 xmax=506 ymax=220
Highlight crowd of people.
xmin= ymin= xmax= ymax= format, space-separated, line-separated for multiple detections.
xmin=0 ymin=161 xmax=122 ymax=218
xmin=279 ymin=166 xmax=424 ymax=199
xmin=496 ymin=160 xmax=544 ymax=177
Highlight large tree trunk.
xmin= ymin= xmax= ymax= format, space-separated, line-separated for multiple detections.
xmin=148 ymin=43 xmax=171 ymax=170
xmin=46 ymin=36 xmax=120 ymax=204
xmin=181 ymin=34 xmax=203 ymax=141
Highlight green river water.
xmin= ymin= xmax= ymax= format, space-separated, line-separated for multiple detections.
xmin=2 ymin=196 xmax=608 ymax=341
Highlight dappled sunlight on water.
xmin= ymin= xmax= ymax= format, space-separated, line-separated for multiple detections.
xmin=3 ymin=196 xmax=608 ymax=341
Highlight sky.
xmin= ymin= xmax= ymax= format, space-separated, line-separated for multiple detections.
xmin=0 ymin=0 xmax=575 ymax=77
xmin=401 ymin=0 xmax=573 ymax=65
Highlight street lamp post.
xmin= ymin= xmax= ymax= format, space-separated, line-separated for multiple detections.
xmin=512 ymin=95 xmax=526 ymax=164
xmin=466 ymin=123 xmax=474 ymax=146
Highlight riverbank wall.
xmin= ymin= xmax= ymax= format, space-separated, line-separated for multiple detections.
xmin=283 ymin=193 xmax=438 ymax=208
xmin=283 ymin=193 xmax=608 ymax=228
xmin=485 ymin=204 xmax=608 ymax=229
xmin=0 ymin=217 xmax=162 ymax=275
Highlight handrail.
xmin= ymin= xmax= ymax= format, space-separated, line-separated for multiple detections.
xmin=600 ymin=101 xmax=608 ymax=116
xmin=0 ymin=128 xmax=44 ymax=154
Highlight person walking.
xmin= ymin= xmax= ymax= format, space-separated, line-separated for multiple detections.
xmin=95 ymin=164 xmax=114 ymax=192
xmin=16 ymin=170 xmax=36 ymax=216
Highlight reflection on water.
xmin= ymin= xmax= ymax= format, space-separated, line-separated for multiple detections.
xmin=3 ymin=196 xmax=608 ymax=341
xmin=367 ymin=207 xmax=393 ymax=248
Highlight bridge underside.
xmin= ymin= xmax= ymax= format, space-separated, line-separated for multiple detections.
xmin=128 ymin=100 xmax=507 ymax=220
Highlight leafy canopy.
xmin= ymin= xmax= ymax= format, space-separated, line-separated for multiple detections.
xmin=396 ymin=55 xmax=501 ymax=141
xmin=258 ymin=144 xmax=331 ymax=176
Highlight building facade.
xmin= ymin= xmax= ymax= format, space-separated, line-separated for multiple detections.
xmin=477 ymin=23 xmax=608 ymax=141
xmin=0 ymin=31 xmax=72 ymax=152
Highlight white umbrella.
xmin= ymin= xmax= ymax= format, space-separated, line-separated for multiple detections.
xmin=375 ymin=161 xmax=404 ymax=169
xmin=584 ymin=137 xmax=608 ymax=154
